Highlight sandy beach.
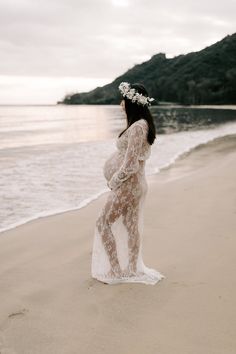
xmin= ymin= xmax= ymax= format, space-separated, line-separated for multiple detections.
xmin=0 ymin=135 xmax=236 ymax=354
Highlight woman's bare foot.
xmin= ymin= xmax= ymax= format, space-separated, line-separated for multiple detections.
xmin=121 ymin=265 xmax=137 ymax=277
xmin=122 ymin=264 xmax=145 ymax=278
xmin=122 ymin=265 xmax=130 ymax=277
xmin=106 ymin=265 xmax=122 ymax=278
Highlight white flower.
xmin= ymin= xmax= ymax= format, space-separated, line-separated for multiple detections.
xmin=118 ymin=81 xmax=155 ymax=106
xmin=126 ymin=88 xmax=135 ymax=100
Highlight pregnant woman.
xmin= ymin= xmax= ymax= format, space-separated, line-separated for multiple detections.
xmin=91 ymin=82 xmax=165 ymax=285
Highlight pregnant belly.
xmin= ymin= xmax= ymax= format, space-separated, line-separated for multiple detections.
xmin=103 ymin=151 xmax=124 ymax=181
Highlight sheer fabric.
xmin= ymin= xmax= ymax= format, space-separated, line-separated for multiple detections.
xmin=91 ymin=119 xmax=165 ymax=285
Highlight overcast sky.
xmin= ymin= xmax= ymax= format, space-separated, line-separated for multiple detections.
xmin=0 ymin=0 xmax=235 ymax=104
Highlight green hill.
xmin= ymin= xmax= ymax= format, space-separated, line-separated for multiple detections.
xmin=59 ymin=33 xmax=236 ymax=105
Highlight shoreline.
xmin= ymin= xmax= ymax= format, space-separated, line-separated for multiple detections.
xmin=1 ymin=132 xmax=236 ymax=236
xmin=0 ymin=135 xmax=236 ymax=354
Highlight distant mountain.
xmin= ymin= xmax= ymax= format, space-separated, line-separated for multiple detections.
xmin=59 ymin=33 xmax=236 ymax=105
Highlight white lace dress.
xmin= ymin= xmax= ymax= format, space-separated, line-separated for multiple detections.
xmin=91 ymin=118 xmax=165 ymax=285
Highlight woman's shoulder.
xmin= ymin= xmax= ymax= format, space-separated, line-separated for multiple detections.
xmin=128 ymin=119 xmax=150 ymax=148
xmin=133 ymin=118 xmax=147 ymax=125
xmin=130 ymin=119 xmax=148 ymax=130
xmin=119 ymin=119 xmax=148 ymax=140
xmin=130 ymin=119 xmax=148 ymax=136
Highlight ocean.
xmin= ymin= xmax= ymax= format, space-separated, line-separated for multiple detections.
xmin=0 ymin=104 xmax=236 ymax=234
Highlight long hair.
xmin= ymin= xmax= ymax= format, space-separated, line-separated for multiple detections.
xmin=118 ymin=83 xmax=156 ymax=145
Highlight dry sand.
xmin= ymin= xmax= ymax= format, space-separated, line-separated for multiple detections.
xmin=0 ymin=135 xmax=236 ymax=354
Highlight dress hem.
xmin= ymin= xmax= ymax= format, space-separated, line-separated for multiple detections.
xmin=92 ymin=271 xmax=166 ymax=285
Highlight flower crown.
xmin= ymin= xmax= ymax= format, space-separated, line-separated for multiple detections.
xmin=118 ymin=82 xmax=155 ymax=106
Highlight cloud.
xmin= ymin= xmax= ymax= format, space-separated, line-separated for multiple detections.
xmin=0 ymin=0 xmax=235 ymax=103
xmin=0 ymin=75 xmax=110 ymax=104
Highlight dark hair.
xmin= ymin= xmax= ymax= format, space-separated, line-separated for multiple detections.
xmin=118 ymin=83 xmax=156 ymax=145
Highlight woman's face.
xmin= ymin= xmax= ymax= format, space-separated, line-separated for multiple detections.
xmin=120 ymin=99 xmax=125 ymax=112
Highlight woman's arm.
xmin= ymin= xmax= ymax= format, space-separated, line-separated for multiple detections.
xmin=108 ymin=124 xmax=144 ymax=191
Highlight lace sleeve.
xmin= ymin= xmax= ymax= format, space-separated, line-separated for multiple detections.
xmin=108 ymin=124 xmax=144 ymax=190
